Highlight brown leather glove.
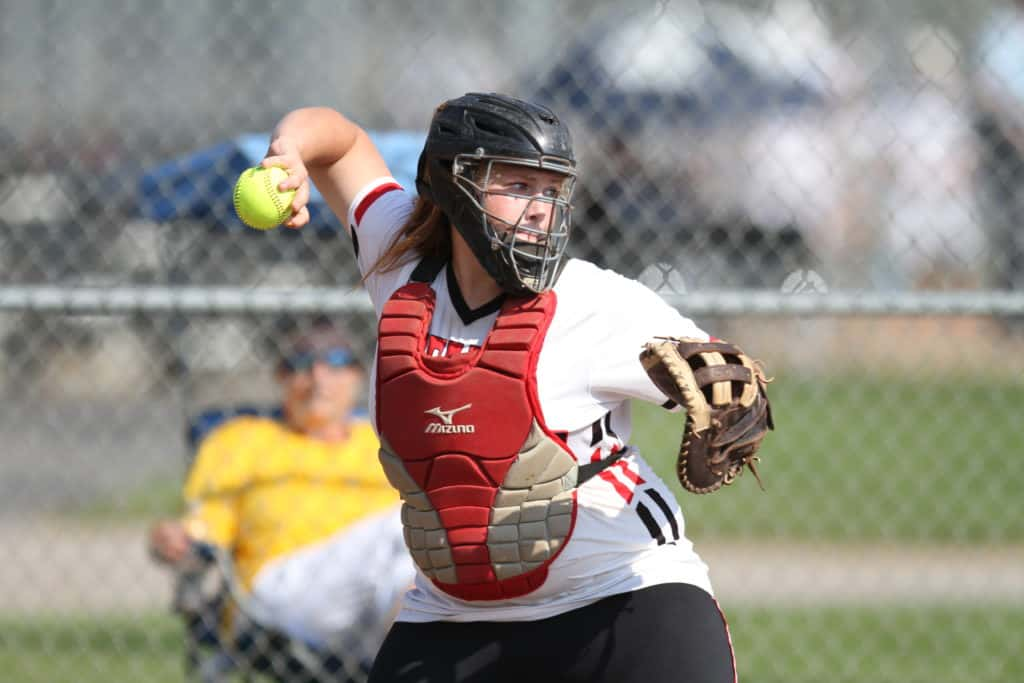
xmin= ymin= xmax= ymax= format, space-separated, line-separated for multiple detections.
xmin=640 ymin=337 xmax=774 ymax=494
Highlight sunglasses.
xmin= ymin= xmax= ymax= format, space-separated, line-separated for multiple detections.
xmin=281 ymin=348 xmax=358 ymax=373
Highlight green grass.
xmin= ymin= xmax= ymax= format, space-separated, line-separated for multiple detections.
xmin=0 ymin=613 xmax=183 ymax=683
xmin=631 ymin=373 xmax=1024 ymax=543
xmin=726 ymin=604 xmax=1024 ymax=683
xmin=2 ymin=608 xmax=1020 ymax=683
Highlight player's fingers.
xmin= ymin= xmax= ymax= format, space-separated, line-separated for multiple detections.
xmin=284 ymin=206 xmax=309 ymax=230
xmin=291 ymin=182 xmax=310 ymax=212
xmin=278 ymin=166 xmax=308 ymax=192
xmin=264 ymin=138 xmax=305 ymax=179
xmin=261 ymin=154 xmax=292 ymax=171
xmin=260 ymin=154 xmax=306 ymax=189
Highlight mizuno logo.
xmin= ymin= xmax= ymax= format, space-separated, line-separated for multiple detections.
xmin=424 ymin=404 xmax=475 ymax=434
xmin=424 ymin=404 xmax=472 ymax=425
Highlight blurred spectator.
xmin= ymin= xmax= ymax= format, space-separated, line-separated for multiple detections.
xmin=149 ymin=318 xmax=413 ymax=660
xmin=972 ymin=0 xmax=1024 ymax=294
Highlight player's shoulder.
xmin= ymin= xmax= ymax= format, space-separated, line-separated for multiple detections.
xmin=348 ymin=177 xmax=415 ymax=231
xmin=553 ymin=258 xmax=696 ymax=342
xmin=557 ymin=258 xmax=615 ymax=292
xmin=556 ymin=258 xmax=661 ymax=306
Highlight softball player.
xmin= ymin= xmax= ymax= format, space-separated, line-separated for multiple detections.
xmin=264 ymin=93 xmax=742 ymax=682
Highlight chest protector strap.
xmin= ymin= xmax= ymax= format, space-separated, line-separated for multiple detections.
xmin=375 ymin=277 xmax=578 ymax=601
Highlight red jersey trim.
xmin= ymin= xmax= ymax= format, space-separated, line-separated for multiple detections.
xmin=714 ymin=598 xmax=739 ymax=683
xmin=353 ymin=182 xmax=403 ymax=226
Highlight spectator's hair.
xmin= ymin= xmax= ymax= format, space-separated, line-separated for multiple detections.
xmin=277 ymin=316 xmax=359 ymax=374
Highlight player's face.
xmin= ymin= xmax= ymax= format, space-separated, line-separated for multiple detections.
xmin=280 ymin=350 xmax=362 ymax=432
xmin=480 ymin=163 xmax=573 ymax=240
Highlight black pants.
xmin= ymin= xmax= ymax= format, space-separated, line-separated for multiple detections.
xmin=368 ymin=583 xmax=735 ymax=683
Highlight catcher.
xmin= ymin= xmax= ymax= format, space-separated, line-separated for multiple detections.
xmin=262 ymin=92 xmax=774 ymax=683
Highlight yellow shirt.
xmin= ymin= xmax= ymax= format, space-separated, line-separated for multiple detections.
xmin=182 ymin=417 xmax=397 ymax=589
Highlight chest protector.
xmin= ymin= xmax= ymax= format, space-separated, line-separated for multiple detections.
xmin=375 ymin=274 xmax=578 ymax=601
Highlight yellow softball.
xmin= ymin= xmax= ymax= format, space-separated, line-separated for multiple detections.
xmin=233 ymin=166 xmax=296 ymax=230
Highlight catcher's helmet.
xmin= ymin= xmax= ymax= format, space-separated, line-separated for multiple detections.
xmin=416 ymin=93 xmax=577 ymax=295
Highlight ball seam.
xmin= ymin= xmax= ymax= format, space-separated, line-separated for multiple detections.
xmin=263 ymin=168 xmax=287 ymax=224
xmin=233 ymin=169 xmax=250 ymax=227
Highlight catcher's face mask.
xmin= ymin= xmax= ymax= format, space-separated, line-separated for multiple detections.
xmin=452 ymin=154 xmax=576 ymax=294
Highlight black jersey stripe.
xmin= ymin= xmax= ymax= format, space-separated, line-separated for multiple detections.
xmin=589 ymin=417 xmax=603 ymax=447
xmin=350 ymin=225 xmax=360 ymax=257
xmin=603 ymin=411 xmax=619 ymax=440
xmin=644 ymin=488 xmax=680 ymax=541
xmin=636 ymin=502 xmax=666 ymax=545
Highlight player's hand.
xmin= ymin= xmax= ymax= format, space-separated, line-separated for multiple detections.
xmin=262 ymin=136 xmax=311 ymax=229
xmin=148 ymin=520 xmax=191 ymax=565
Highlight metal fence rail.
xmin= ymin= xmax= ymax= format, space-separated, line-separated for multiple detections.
xmin=6 ymin=285 xmax=1024 ymax=316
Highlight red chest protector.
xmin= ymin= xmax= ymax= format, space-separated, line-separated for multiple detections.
xmin=375 ymin=272 xmax=579 ymax=601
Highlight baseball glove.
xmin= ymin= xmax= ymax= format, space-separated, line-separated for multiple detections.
xmin=640 ymin=337 xmax=774 ymax=494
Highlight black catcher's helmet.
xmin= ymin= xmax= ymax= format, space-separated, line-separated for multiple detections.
xmin=416 ymin=93 xmax=577 ymax=294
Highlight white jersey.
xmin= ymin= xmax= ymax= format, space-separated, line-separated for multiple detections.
xmin=348 ymin=178 xmax=714 ymax=622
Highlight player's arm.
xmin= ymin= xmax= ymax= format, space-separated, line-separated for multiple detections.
xmin=264 ymin=107 xmax=392 ymax=231
xmin=587 ymin=267 xmax=710 ymax=406
xmin=587 ymin=268 xmax=773 ymax=493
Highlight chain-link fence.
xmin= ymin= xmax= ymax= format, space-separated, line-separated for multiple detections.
xmin=2 ymin=0 xmax=1023 ymax=681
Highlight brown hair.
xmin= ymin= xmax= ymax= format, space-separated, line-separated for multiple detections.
xmin=364 ymin=196 xmax=452 ymax=281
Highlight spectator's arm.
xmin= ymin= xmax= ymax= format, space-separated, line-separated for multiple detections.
xmin=148 ymin=519 xmax=191 ymax=566
xmin=148 ymin=499 xmax=237 ymax=567
xmin=151 ymin=419 xmax=256 ymax=564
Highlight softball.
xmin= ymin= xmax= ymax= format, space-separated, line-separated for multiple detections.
xmin=233 ymin=166 xmax=296 ymax=230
